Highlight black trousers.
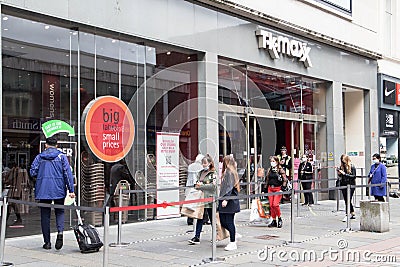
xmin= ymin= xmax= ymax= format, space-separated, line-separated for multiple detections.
xmin=341 ymin=187 xmax=355 ymax=213
xmin=301 ymin=181 xmax=314 ymax=204
xmin=219 ymin=213 xmax=236 ymax=242
xmin=374 ymin=195 xmax=385 ymax=202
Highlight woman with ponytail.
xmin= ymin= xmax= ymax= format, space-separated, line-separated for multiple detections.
xmin=218 ymin=155 xmax=241 ymax=251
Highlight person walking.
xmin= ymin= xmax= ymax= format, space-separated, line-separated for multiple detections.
xmin=337 ymin=154 xmax=356 ymax=222
xmin=30 ymin=137 xmax=75 ymax=250
xmin=368 ymin=153 xmax=387 ymax=202
xmin=186 ymin=154 xmax=204 ymax=225
xmin=298 ymin=155 xmax=314 ymax=206
xmin=218 ymin=155 xmax=240 ymax=251
xmin=188 ymin=154 xmax=217 ymax=245
xmin=265 ymin=156 xmax=287 ymax=228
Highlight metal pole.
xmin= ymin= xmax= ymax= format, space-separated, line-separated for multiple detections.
xmin=361 ymin=169 xmax=364 ymax=201
xmin=346 ymin=184 xmax=350 ymax=230
xmin=109 ymin=188 xmax=128 ymax=247
xmin=386 ymin=181 xmax=390 ymax=222
xmin=0 ymin=197 xmax=13 ymax=266
xmin=212 ymin=196 xmax=216 ymax=261
xmin=203 ymin=195 xmax=223 ymax=264
xmin=290 ymin=189 xmax=295 ymax=243
xmin=336 ymin=185 xmax=340 ymax=212
xmin=103 ymin=207 xmax=109 ymax=267
xmin=296 ymin=182 xmax=300 ymax=218
xmin=314 ymin=161 xmax=318 ymax=205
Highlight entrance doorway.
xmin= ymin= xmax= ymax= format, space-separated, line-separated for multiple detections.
xmin=219 ymin=108 xmax=312 ymax=207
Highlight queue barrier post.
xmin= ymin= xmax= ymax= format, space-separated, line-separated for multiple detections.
xmin=296 ymin=181 xmax=300 ymax=218
xmin=290 ymin=188 xmax=295 ymax=243
xmin=109 ymin=188 xmax=129 ymax=247
xmin=336 ymin=183 xmax=340 ymax=212
xmin=203 ymin=195 xmax=224 ymax=264
xmin=386 ymin=181 xmax=390 ymax=222
xmin=0 ymin=196 xmax=14 ymax=267
xmin=346 ymin=184 xmax=351 ymax=231
xmin=103 ymin=206 xmax=110 ymax=267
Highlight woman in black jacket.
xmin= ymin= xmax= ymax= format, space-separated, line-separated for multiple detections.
xmin=337 ymin=154 xmax=356 ymax=222
xmin=298 ymin=155 xmax=314 ymax=206
xmin=219 ymin=155 xmax=240 ymax=251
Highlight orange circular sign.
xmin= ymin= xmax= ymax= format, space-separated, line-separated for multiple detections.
xmin=84 ymin=96 xmax=134 ymax=162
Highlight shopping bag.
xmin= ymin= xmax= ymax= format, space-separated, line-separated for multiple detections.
xmin=249 ymin=199 xmax=260 ymax=222
xmin=182 ymin=188 xmax=204 ymax=210
xmin=257 ymin=198 xmax=270 ymax=218
xmin=216 ymin=213 xmax=230 ymax=241
xmin=181 ymin=205 xmax=204 ymax=219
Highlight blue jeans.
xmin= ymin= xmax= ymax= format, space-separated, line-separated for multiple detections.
xmin=219 ymin=213 xmax=236 ymax=242
xmin=39 ymin=199 xmax=65 ymax=243
xmin=195 ymin=208 xmax=212 ymax=238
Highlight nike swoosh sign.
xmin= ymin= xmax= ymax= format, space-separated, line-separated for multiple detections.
xmin=385 ymin=88 xmax=395 ymax=97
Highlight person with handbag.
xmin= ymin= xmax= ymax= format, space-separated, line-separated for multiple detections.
xmin=218 ymin=155 xmax=241 ymax=251
xmin=298 ymin=155 xmax=314 ymax=206
xmin=265 ymin=156 xmax=287 ymax=228
xmin=337 ymin=154 xmax=357 ymax=222
xmin=368 ymin=153 xmax=387 ymax=202
xmin=188 ymin=154 xmax=217 ymax=245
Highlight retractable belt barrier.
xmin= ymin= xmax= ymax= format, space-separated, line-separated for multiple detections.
xmin=0 ymin=179 xmax=393 ymax=266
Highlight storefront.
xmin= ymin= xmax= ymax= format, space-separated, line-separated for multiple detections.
xmin=0 ymin=1 xmax=378 ymax=236
xmin=378 ymin=75 xmax=400 ymax=178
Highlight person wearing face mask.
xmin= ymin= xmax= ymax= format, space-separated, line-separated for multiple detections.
xmin=368 ymin=153 xmax=387 ymax=202
xmin=337 ymin=154 xmax=356 ymax=222
xmin=298 ymin=155 xmax=314 ymax=206
xmin=265 ymin=156 xmax=287 ymax=228
xmin=188 ymin=154 xmax=217 ymax=245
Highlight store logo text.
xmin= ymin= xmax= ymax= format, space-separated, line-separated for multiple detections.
xmin=256 ymin=30 xmax=312 ymax=68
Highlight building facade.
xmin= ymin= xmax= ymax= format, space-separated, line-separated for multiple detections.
xmin=0 ymin=0 xmax=385 ymax=235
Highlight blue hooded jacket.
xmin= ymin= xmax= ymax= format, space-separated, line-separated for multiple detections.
xmin=30 ymin=147 xmax=74 ymax=200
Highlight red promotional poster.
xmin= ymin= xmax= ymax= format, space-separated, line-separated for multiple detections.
xmin=83 ymin=96 xmax=135 ymax=162
xmin=396 ymin=83 xmax=400 ymax=106
xmin=42 ymin=74 xmax=60 ymax=119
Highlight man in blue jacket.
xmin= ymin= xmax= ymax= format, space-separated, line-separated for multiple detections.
xmin=30 ymin=137 xmax=75 ymax=250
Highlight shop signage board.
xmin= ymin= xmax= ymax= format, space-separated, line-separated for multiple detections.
xmin=383 ymin=80 xmax=396 ymax=105
xmin=83 ymin=96 xmax=135 ymax=162
xmin=380 ymin=109 xmax=398 ymax=137
xmin=42 ymin=74 xmax=60 ymax=119
xmin=156 ymin=132 xmax=180 ymax=219
xmin=256 ymin=29 xmax=312 ymax=67
xmin=42 ymin=120 xmax=75 ymax=138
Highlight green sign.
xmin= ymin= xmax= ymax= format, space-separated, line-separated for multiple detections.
xmin=42 ymin=120 xmax=75 ymax=138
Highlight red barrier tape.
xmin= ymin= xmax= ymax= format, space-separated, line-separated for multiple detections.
xmin=110 ymin=197 xmax=214 ymax=213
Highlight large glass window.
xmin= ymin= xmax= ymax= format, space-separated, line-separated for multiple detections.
xmin=1 ymin=13 xmax=200 ymax=237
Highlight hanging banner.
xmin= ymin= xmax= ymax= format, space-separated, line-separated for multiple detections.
xmin=156 ymin=132 xmax=180 ymax=219
xmin=83 ymin=96 xmax=135 ymax=162
xmin=42 ymin=74 xmax=60 ymax=119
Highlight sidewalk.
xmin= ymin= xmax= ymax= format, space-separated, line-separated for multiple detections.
xmin=3 ymin=198 xmax=400 ymax=266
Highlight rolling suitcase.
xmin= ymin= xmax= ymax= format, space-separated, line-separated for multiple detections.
xmin=73 ymin=202 xmax=103 ymax=253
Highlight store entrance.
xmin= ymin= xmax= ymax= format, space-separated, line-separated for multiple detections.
xmin=219 ymin=109 xmax=306 ymax=208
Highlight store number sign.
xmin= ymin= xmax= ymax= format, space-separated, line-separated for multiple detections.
xmin=83 ymin=96 xmax=135 ymax=162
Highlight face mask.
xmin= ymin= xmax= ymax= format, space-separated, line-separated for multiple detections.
xmin=270 ymin=162 xmax=277 ymax=167
xmin=373 ymin=159 xmax=379 ymax=164
xmin=301 ymin=157 xmax=307 ymax=162
xmin=204 ymin=166 xmax=209 ymax=170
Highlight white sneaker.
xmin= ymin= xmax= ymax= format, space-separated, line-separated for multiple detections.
xmin=235 ymin=233 xmax=242 ymax=239
xmin=224 ymin=242 xmax=237 ymax=251
xmin=342 ymin=216 xmax=348 ymax=222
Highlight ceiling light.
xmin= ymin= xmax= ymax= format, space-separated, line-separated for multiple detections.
xmin=3 ymin=28 xmax=8 ymax=31
xmin=2 ymin=17 xmax=8 ymax=21
xmin=44 ymin=25 xmax=50 ymax=30
xmin=166 ymin=51 xmax=171 ymax=55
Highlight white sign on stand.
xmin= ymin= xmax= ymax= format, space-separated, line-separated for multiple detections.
xmin=156 ymin=132 xmax=180 ymax=219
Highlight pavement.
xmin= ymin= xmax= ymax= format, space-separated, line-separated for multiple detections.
xmin=2 ymin=196 xmax=400 ymax=267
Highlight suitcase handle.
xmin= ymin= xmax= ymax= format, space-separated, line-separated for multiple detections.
xmin=73 ymin=201 xmax=83 ymax=225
